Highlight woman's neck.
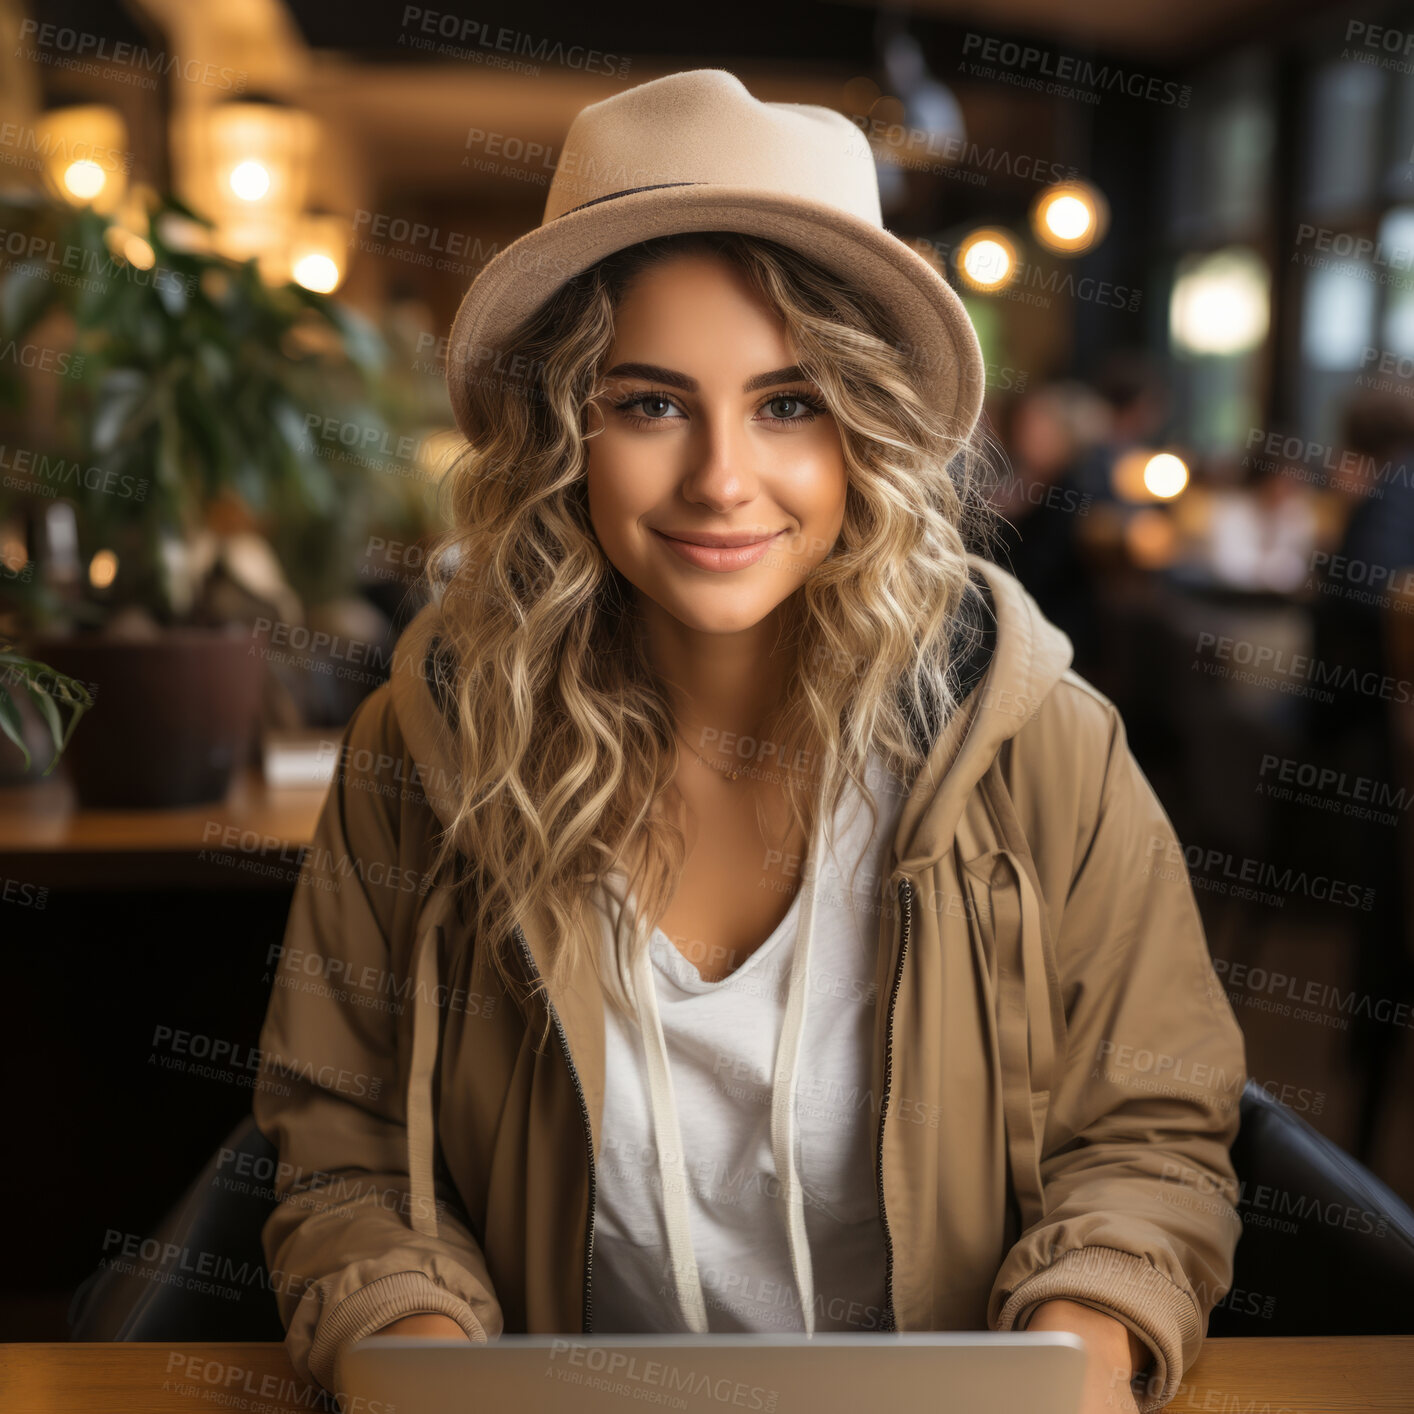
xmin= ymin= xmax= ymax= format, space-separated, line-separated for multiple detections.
xmin=638 ymin=597 xmax=794 ymax=748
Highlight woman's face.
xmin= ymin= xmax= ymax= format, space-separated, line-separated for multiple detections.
xmin=584 ymin=251 xmax=848 ymax=635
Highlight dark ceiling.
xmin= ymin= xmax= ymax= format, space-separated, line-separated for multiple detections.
xmin=31 ymin=0 xmax=1351 ymax=73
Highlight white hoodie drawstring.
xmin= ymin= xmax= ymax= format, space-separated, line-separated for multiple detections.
xmin=628 ymin=800 xmax=830 ymax=1337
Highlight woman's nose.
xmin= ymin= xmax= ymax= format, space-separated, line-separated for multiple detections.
xmin=677 ymin=407 xmax=761 ymax=507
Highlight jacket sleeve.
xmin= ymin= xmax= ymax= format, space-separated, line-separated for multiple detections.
xmin=252 ymin=686 xmax=504 ymax=1398
xmin=988 ymin=695 xmax=1247 ymax=1413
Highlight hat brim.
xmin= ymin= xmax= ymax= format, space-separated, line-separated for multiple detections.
xmin=445 ymin=185 xmax=985 ymax=448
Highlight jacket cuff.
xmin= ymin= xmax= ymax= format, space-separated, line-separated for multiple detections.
xmin=305 ymin=1269 xmax=489 ymax=1396
xmin=995 ymin=1246 xmax=1201 ymax=1413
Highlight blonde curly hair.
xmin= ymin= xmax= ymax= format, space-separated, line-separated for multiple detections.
xmin=422 ymin=229 xmax=1002 ymax=1047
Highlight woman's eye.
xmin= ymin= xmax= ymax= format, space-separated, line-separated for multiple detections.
xmin=614 ymin=390 xmax=819 ymax=424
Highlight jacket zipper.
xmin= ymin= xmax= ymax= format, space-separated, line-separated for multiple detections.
xmin=513 ymin=921 xmax=597 ymax=1334
xmin=875 ymin=874 xmax=912 ymax=1333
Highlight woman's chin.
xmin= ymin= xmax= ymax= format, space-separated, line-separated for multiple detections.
xmin=656 ymin=595 xmax=785 ymax=636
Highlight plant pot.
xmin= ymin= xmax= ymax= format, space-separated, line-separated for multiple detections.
xmin=29 ymin=624 xmax=266 ymax=809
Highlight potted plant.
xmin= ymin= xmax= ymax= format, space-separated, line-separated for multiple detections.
xmin=0 ymin=188 xmax=425 ymax=807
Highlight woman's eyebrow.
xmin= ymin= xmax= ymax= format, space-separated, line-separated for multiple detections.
xmin=602 ymin=362 xmax=812 ymax=393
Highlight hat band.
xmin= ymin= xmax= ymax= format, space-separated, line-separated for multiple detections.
xmin=558 ymin=180 xmax=703 ymax=218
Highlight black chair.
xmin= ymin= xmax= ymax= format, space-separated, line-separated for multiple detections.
xmin=1207 ymin=1080 xmax=1414 ymax=1335
xmin=68 ymin=1083 xmax=1414 ymax=1342
xmin=68 ymin=1113 xmax=285 ymax=1341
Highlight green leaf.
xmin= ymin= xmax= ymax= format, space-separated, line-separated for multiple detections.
xmin=156 ymin=190 xmax=214 ymax=228
xmin=156 ymin=264 xmax=188 ymax=318
xmin=24 ymin=675 xmax=64 ymax=751
xmin=0 ymin=650 xmax=92 ymax=771
xmin=317 ymin=299 xmax=387 ymax=375
xmin=0 ymin=263 xmax=58 ymax=340
xmin=90 ymin=368 xmax=151 ymax=453
xmin=0 ymin=690 xmax=30 ymax=771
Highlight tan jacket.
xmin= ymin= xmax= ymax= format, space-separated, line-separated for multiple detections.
xmin=253 ymin=553 xmax=1247 ymax=1411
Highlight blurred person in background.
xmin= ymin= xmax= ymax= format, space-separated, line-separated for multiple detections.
xmin=1305 ymin=389 xmax=1414 ymax=1163
xmin=1205 ymin=456 xmax=1319 ymax=594
xmin=991 ymin=381 xmax=1109 ymax=673
xmin=1070 ymin=351 xmax=1171 ymax=509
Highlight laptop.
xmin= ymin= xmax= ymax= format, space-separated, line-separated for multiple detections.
xmin=342 ymin=1331 xmax=1090 ymax=1414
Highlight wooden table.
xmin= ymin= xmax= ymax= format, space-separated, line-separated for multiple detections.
xmin=0 ymin=766 xmax=329 ymax=889
xmin=3 ymin=1338 xmax=1412 ymax=1411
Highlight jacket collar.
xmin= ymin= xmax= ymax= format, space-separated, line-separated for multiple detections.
xmin=893 ymin=553 xmax=1073 ymax=874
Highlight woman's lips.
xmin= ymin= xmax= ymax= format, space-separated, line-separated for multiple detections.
xmin=651 ymin=528 xmax=785 ymax=571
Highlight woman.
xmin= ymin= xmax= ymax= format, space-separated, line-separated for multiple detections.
xmin=254 ymin=70 xmax=1246 ymax=1414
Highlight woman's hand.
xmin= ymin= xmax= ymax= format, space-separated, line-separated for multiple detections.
xmin=1025 ymin=1298 xmax=1148 ymax=1413
xmin=370 ymin=1313 xmax=472 ymax=1340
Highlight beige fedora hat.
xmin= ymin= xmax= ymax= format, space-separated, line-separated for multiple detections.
xmin=446 ymin=67 xmax=986 ymax=447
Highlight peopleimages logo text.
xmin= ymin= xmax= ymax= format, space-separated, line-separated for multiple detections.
xmin=959 ymin=33 xmax=1190 ymax=106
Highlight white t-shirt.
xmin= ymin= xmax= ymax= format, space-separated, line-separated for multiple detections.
xmin=590 ymin=754 xmax=906 ymax=1335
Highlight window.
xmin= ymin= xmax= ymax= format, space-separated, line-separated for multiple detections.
xmin=1291 ymin=45 xmax=1414 ymax=446
xmin=1163 ymin=48 xmax=1275 ymax=454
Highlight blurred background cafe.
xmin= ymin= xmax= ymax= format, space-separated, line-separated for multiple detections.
xmin=2 ymin=0 xmax=1414 ymax=1354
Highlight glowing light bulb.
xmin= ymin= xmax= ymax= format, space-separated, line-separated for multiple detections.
xmin=1032 ymin=181 xmax=1109 ymax=255
xmin=287 ymin=212 xmax=351 ymax=293
xmin=1170 ymin=248 xmax=1270 ymax=356
xmin=36 ymin=105 xmax=128 ymax=213
xmin=1143 ymin=453 xmax=1189 ymax=499
xmin=63 ymin=160 xmax=106 ymax=201
xmin=0 ymin=536 xmax=27 ymax=573
xmin=1045 ymin=195 xmax=1091 ymax=242
xmin=229 ymin=160 xmax=271 ymax=201
xmin=957 ymin=228 xmax=1018 ymax=292
xmin=120 ymin=234 xmax=155 ymax=269
xmin=293 ymin=252 xmax=340 ymax=293
xmin=89 ymin=549 xmax=118 ymax=589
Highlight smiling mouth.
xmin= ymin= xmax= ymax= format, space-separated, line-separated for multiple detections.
xmin=650 ymin=528 xmax=785 ymax=572
xmin=654 ymin=529 xmax=785 ymax=548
